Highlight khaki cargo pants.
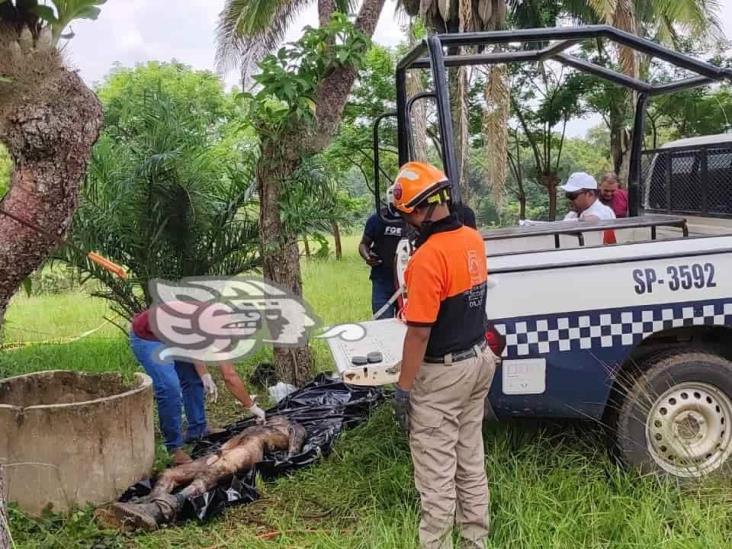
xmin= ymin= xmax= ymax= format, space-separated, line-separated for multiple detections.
xmin=409 ymin=346 xmax=496 ymax=549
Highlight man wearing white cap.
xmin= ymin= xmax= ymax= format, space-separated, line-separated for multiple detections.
xmin=560 ymin=172 xmax=616 ymax=222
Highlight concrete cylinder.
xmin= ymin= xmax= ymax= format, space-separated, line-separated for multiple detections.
xmin=0 ymin=370 xmax=154 ymax=516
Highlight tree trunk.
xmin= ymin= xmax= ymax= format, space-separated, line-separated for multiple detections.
xmin=618 ymin=131 xmax=632 ymax=186
xmin=610 ymin=114 xmax=626 ymax=175
xmin=540 ymin=172 xmax=560 ymax=220
xmin=649 ymin=114 xmax=658 ymax=150
xmin=0 ymin=31 xmax=103 ymax=325
xmin=332 ymin=221 xmax=342 ymax=260
xmin=253 ymin=0 xmax=386 ymax=385
xmin=610 ymin=0 xmax=637 ymax=184
xmin=518 ymin=186 xmax=527 ymax=220
xmin=406 ymin=70 xmax=427 ymax=161
xmin=0 ymin=464 xmax=9 ymax=549
xmin=449 ymin=67 xmax=470 ymax=201
xmin=406 ymin=22 xmax=427 ymax=161
xmin=484 ymin=64 xmax=509 ymax=206
xmin=310 ymin=0 xmax=386 ymax=152
xmin=318 ymin=0 xmax=336 ymax=27
xmin=257 ymin=144 xmax=313 ymax=386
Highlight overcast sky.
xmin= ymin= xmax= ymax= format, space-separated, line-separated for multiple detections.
xmin=63 ymin=0 xmax=732 ymax=138
xmin=64 ymin=0 xmax=405 ymax=88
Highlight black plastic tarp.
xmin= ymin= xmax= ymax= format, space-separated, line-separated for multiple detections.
xmin=119 ymin=374 xmax=383 ymax=522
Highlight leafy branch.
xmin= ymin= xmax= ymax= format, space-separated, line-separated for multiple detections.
xmin=0 ymin=0 xmax=106 ymax=44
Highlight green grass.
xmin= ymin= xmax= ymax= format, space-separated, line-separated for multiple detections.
xmin=3 ymin=291 xmax=121 ymax=344
xmin=3 ymin=233 xmax=732 ymax=548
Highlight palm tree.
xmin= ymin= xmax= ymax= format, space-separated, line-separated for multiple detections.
xmin=399 ymin=0 xmax=509 ymax=201
xmin=217 ymin=0 xmax=359 ymax=81
xmin=0 ymin=2 xmax=103 ymax=326
xmin=0 ymin=2 xmax=104 ymax=530
xmin=215 ymin=0 xmax=387 ymax=385
xmin=61 ymin=87 xmax=261 ymax=320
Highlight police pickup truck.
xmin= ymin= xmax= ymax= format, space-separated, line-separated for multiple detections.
xmin=329 ymin=214 xmax=732 ymax=479
xmin=327 ymin=26 xmax=732 ymax=479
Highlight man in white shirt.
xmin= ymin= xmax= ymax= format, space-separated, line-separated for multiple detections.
xmin=560 ymin=172 xmax=616 ymax=222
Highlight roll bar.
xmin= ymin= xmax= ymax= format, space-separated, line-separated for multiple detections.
xmin=374 ymin=25 xmax=732 ymax=218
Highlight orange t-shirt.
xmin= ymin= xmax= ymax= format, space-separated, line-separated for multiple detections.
xmin=403 ymin=215 xmax=488 ymax=356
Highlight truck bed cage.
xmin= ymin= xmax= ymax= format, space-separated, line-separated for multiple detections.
xmin=482 ymin=213 xmax=688 ymax=249
xmin=377 ymin=25 xmax=732 ymax=221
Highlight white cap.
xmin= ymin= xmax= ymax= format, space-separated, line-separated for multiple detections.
xmin=559 ymin=172 xmax=598 ymax=192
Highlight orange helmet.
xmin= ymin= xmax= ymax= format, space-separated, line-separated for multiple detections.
xmin=392 ymin=161 xmax=450 ymax=214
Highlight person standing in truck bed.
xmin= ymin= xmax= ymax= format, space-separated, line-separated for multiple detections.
xmin=599 ymin=172 xmax=628 ymax=218
xmin=561 ymin=172 xmax=616 ymax=222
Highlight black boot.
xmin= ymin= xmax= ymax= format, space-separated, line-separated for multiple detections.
xmin=102 ymin=493 xmax=183 ymax=531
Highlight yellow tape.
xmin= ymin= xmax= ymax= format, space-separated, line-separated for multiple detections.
xmin=0 ymin=316 xmax=120 ymax=351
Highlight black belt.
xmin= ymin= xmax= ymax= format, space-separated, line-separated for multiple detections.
xmin=424 ymin=340 xmax=487 ymax=365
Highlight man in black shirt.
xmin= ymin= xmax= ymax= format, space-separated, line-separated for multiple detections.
xmin=359 ymin=208 xmax=405 ymax=318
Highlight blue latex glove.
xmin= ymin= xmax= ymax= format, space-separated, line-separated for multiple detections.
xmin=393 ymin=384 xmax=411 ymax=433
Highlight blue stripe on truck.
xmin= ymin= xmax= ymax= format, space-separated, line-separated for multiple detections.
xmin=493 ymin=298 xmax=732 ymax=359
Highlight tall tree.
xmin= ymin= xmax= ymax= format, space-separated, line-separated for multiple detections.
xmin=216 ymin=3 xmax=386 ymax=385
xmin=0 ymin=1 xmax=103 ymax=323
xmin=0 ymin=0 xmax=104 ymax=531
xmin=399 ymin=0 xmax=508 ymax=201
xmin=60 ymin=63 xmax=261 ymax=320
xmin=510 ymin=61 xmax=586 ymax=219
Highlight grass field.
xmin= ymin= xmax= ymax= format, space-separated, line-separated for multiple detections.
xmin=3 ymin=234 xmax=732 ymax=548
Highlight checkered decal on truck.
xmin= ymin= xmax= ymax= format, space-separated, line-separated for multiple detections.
xmin=494 ymin=299 xmax=732 ymax=358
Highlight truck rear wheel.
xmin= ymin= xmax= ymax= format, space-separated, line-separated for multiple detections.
xmin=615 ymin=350 xmax=732 ymax=478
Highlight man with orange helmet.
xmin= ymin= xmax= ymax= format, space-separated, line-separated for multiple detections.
xmin=391 ymin=161 xmax=496 ymax=548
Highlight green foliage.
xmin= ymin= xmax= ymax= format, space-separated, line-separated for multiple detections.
xmin=488 ymin=132 xmax=613 ymax=225
xmin=244 ymin=13 xmax=370 ymax=134
xmin=325 ymin=44 xmax=399 ymax=207
xmin=560 ymin=136 xmax=613 ymax=177
xmin=34 ymin=0 xmax=106 ymax=42
xmin=310 ymin=232 xmax=331 ymax=259
xmin=5 ymin=247 xmax=732 ymax=547
xmin=0 ymin=0 xmax=105 ymax=43
xmin=0 ymin=143 xmax=11 ymax=199
xmin=61 ymin=63 xmax=260 ymax=319
xmin=506 ymin=61 xmax=588 ymax=218
xmin=237 ymin=13 xmax=372 ymax=250
xmin=511 ymin=63 xmax=587 ymax=157
xmin=8 ymin=504 xmax=123 ymax=549
xmin=97 ymin=61 xmax=242 ymax=133
xmin=345 ymin=45 xmax=396 ymax=121
xmin=586 ymin=124 xmax=611 ymax=151
xmin=509 ymin=0 xmax=563 ymax=29
xmin=281 ymin=158 xmax=366 ymax=242
xmin=648 ymin=87 xmax=732 ymax=145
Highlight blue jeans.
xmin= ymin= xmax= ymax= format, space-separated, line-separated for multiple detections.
xmin=129 ymin=332 xmax=207 ymax=451
xmin=371 ymin=277 xmax=397 ymax=319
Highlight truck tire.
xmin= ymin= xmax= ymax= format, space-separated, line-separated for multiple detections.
xmin=615 ymin=350 xmax=732 ymax=478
